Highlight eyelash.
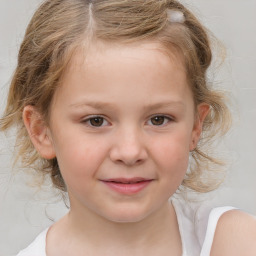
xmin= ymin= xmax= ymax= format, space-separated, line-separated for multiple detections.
xmin=81 ymin=116 xmax=110 ymax=127
xmin=81 ymin=115 xmax=174 ymax=128
xmin=146 ymin=115 xmax=174 ymax=126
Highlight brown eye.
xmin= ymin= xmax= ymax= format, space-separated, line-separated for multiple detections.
xmin=151 ymin=116 xmax=165 ymax=125
xmin=149 ymin=116 xmax=171 ymax=126
xmin=82 ymin=116 xmax=110 ymax=128
xmin=89 ymin=117 xmax=104 ymax=127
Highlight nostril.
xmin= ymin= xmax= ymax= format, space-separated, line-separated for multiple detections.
xmin=109 ymin=139 xmax=148 ymax=165
xmin=115 ymin=158 xmax=145 ymax=166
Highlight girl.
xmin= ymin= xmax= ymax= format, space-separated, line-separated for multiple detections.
xmin=1 ymin=0 xmax=256 ymax=255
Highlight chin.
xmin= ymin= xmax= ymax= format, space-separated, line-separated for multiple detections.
xmin=102 ymin=206 xmax=154 ymax=224
xmin=110 ymin=215 xmax=145 ymax=223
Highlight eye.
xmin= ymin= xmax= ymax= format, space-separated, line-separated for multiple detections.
xmin=82 ymin=116 xmax=109 ymax=127
xmin=147 ymin=115 xmax=172 ymax=126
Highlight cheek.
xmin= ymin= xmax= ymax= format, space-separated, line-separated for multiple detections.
xmin=159 ymin=143 xmax=189 ymax=176
xmin=52 ymin=132 xmax=110 ymax=183
xmin=150 ymin=131 xmax=191 ymax=174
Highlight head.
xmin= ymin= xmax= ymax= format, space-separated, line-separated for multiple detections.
xmin=1 ymin=0 xmax=230 ymax=195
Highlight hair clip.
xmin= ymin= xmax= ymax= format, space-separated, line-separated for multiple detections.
xmin=167 ymin=10 xmax=185 ymax=23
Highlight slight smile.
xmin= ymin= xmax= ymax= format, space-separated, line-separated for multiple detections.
xmin=100 ymin=177 xmax=154 ymax=195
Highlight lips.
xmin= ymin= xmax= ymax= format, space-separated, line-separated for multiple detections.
xmin=100 ymin=177 xmax=153 ymax=194
xmin=104 ymin=177 xmax=151 ymax=184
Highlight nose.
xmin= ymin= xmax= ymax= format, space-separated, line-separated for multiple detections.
xmin=109 ymin=127 xmax=148 ymax=166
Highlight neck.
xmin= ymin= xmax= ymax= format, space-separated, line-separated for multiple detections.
xmin=47 ymin=199 xmax=182 ymax=256
xmin=63 ymin=199 xmax=181 ymax=254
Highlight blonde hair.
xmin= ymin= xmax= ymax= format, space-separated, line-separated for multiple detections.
xmin=0 ymin=0 xmax=231 ymax=192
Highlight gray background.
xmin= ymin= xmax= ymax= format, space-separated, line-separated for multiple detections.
xmin=0 ymin=0 xmax=256 ymax=255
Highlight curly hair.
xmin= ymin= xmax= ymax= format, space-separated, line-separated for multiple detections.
xmin=0 ymin=0 xmax=231 ymax=192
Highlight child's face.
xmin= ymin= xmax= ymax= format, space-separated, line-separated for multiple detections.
xmin=38 ymin=42 xmax=206 ymax=222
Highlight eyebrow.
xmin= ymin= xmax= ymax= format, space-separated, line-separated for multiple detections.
xmin=142 ymin=101 xmax=185 ymax=111
xmin=69 ymin=100 xmax=185 ymax=111
xmin=69 ymin=101 xmax=118 ymax=110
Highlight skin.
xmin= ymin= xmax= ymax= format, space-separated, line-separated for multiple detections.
xmin=210 ymin=210 xmax=256 ymax=256
xmin=22 ymin=41 xmax=227 ymax=255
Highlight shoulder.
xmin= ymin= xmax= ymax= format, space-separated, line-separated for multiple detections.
xmin=211 ymin=209 xmax=256 ymax=256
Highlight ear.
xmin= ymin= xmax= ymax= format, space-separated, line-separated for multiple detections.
xmin=189 ymin=103 xmax=210 ymax=151
xmin=23 ymin=105 xmax=56 ymax=159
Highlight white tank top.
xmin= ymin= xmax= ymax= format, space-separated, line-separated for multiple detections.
xmin=172 ymin=197 xmax=236 ymax=256
xmin=17 ymin=198 xmax=236 ymax=256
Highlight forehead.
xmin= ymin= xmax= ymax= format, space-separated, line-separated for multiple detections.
xmin=54 ymin=41 xmax=192 ymax=107
xmin=67 ymin=40 xmax=186 ymax=75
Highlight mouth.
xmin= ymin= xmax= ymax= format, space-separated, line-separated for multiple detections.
xmin=103 ymin=177 xmax=152 ymax=184
xmin=100 ymin=177 xmax=154 ymax=194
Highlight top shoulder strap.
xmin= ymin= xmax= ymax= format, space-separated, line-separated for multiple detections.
xmin=200 ymin=206 xmax=237 ymax=256
xmin=16 ymin=227 xmax=48 ymax=256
